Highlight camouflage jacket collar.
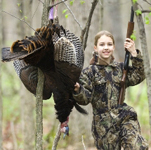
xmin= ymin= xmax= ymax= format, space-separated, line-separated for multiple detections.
xmin=90 ymin=51 xmax=117 ymax=67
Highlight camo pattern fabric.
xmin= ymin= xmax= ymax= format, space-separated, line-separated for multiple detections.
xmin=73 ymin=50 xmax=148 ymax=150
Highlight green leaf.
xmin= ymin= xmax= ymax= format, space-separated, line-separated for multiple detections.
xmin=145 ymin=17 xmax=150 ymax=24
xmin=17 ymin=3 xmax=21 ymax=7
xmin=24 ymin=16 xmax=28 ymax=20
xmin=130 ymin=32 xmax=136 ymax=41
xmin=149 ymin=12 xmax=151 ymax=16
xmin=62 ymin=9 xmax=68 ymax=14
xmin=70 ymin=0 xmax=74 ymax=6
xmin=80 ymin=0 xmax=85 ymax=4
xmin=145 ymin=20 xmax=150 ymax=24
xmin=65 ymin=14 xmax=70 ymax=19
xmin=132 ymin=0 xmax=137 ymax=4
xmin=135 ymin=9 xmax=142 ymax=15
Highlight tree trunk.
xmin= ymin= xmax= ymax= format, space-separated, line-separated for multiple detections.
xmin=131 ymin=1 xmax=151 ymax=132
xmin=0 ymin=0 xmax=3 ymax=149
xmin=35 ymin=0 xmax=49 ymax=149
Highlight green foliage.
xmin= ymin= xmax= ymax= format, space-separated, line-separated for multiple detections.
xmin=17 ymin=3 xmax=21 ymax=7
xmin=62 ymin=9 xmax=70 ymax=18
xmin=135 ymin=9 xmax=142 ymax=15
xmin=62 ymin=9 xmax=70 ymax=19
xmin=145 ymin=16 xmax=150 ymax=24
xmin=130 ymin=31 xmax=136 ymax=41
xmin=144 ymin=10 xmax=151 ymax=25
xmin=135 ymin=9 xmax=151 ymax=25
xmin=80 ymin=0 xmax=85 ymax=4
xmin=126 ymin=81 xmax=150 ymax=141
xmin=69 ymin=0 xmax=75 ymax=6
xmin=62 ymin=9 xmax=68 ymax=14
xmin=65 ymin=14 xmax=70 ymax=19
xmin=24 ymin=16 xmax=28 ymax=20
xmin=62 ymin=0 xmax=85 ymax=19
xmin=16 ymin=2 xmax=29 ymax=21
xmin=132 ymin=0 xmax=138 ymax=4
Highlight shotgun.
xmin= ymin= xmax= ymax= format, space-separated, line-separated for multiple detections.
xmin=118 ymin=7 xmax=134 ymax=105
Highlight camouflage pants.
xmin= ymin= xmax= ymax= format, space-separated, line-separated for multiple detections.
xmin=92 ymin=104 xmax=148 ymax=150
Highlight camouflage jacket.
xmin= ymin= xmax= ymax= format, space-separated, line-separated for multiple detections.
xmin=73 ymin=50 xmax=146 ymax=149
xmin=73 ymin=50 xmax=145 ymax=110
xmin=73 ymin=50 xmax=145 ymax=119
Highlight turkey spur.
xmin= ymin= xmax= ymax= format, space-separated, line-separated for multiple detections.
xmin=2 ymin=20 xmax=87 ymax=123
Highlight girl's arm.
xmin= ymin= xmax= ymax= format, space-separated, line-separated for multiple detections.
xmin=73 ymin=67 xmax=93 ymax=105
xmin=124 ymin=38 xmax=145 ymax=87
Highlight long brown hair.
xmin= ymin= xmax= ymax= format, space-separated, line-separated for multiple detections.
xmin=94 ymin=30 xmax=115 ymax=46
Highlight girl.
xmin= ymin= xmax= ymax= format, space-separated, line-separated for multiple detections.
xmin=73 ymin=31 xmax=148 ymax=150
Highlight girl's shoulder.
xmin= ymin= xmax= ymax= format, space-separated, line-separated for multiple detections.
xmin=82 ymin=65 xmax=100 ymax=77
xmin=113 ymin=61 xmax=124 ymax=69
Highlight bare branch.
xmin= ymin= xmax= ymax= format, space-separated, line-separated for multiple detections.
xmin=52 ymin=123 xmax=61 ymax=150
xmin=62 ymin=0 xmax=83 ymax=30
xmin=32 ymin=1 xmax=41 ymax=19
xmin=2 ymin=10 xmax=37 ymax=32
xmin=143 ymin=0 xmax=151 ymax=5
xmin=81 ymin=0 xmax=99 ymax=50
xmin=142 ymin=10 xmax=151 ymax=13
xmin=48 ymin=0 xmax=68 ymax=11
xmin=38 ymin=0 xmax=44 ymax=4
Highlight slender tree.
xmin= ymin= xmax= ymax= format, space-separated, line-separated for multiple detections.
xmin=35 ymin=0 xmax=50 ymax=149
xmin=0 ymin=0 xmax=3 ymax=149
xmin=131 ymin=1 xmax=151 ymax=133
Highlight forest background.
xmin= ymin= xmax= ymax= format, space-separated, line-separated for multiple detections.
xmin=0 ymin=0 xmax=151 ymax=150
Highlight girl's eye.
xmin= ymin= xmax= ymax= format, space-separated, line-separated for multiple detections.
xmin=100 ymin=43 xmax=104 ymax=46
xmin=108 ymin=43 xmax=113 ymax=46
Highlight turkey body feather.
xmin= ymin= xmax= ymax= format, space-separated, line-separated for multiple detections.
xmin=2 ymin=21 xmax=87 ymax=123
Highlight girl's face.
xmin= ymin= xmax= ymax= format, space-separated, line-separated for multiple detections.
xmin=94 ymin=35 xmax=115 ymax=63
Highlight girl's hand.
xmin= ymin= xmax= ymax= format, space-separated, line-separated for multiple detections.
xmin=124 ymin=38 xmax=137 ymax=57
xmin=74 ymin=82 xmax=80 ymax=93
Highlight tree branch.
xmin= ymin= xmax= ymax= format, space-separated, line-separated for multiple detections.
xmin=143 ymin=0 xmax=151 ymax=5
xmin=35 ymin=0 xmax=49 ymax=149
xmin=32 ymin=1 xmax=41 ymax=19
xmin=2 ymin=10 xmax=37 ymax=33
xmin=52 ymin=123 xmax=61 ymax=150
xmin=48 ymin=0 xmax=68 ymax=11
xmin=62 ymin=0 xmax=83 ymax=30
xmin=142 ymin=10 xmax=151 ymax=13
xmin=81 ymin=0 xmax=99 ymax=50
xmin=38 ymin=0 xmax=44 ymax=4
